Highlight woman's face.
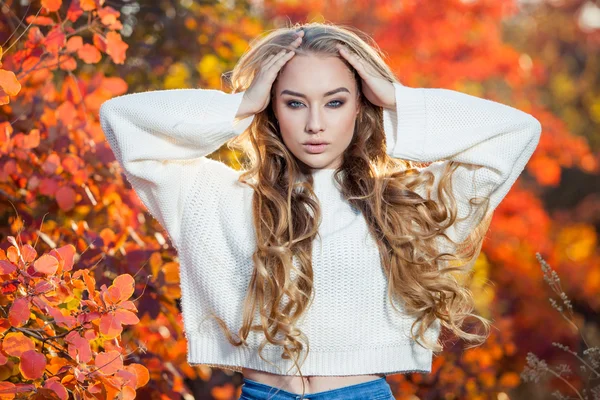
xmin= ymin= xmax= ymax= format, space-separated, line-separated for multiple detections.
xmin=272 ymin=53 xmax=360 ymax=171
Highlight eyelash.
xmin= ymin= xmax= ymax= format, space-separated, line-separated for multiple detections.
xmin=286 ymin=100 xmax=345 ymax=109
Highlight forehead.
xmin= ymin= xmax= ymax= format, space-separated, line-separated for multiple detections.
xmin=276 ymin=54 xmax=355 ymax=94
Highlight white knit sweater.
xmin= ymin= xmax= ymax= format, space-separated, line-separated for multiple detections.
xmin=99 ymin=82 xmax=542 ymax=376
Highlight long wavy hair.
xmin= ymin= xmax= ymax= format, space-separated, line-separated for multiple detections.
xmin=210 ymin=21 xmax=493 ymax=396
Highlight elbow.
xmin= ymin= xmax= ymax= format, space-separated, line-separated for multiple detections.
xmin=528 ymin=114 xmax=542 ymax=138
xmin=99 ymin=100 xmax=114 ymax=125
xmin=524 ymin=114 xmax=542 ymax=149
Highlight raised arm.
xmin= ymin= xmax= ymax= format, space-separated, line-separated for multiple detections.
xmin=98 ymin=88 xmax=255 ymax=248
xmin=382 ymin=82 xmax=542 ymax=245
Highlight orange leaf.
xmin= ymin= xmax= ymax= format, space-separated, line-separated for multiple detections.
xmin=211 ymin=383 xmax=235 ymax=400
xmin=80 ymin=0 xmax=97 ymax=11
xmin=0 ymin=382 xmax=16 ymax=399
xmin=77 ymin=44 xmax=101 ymax=64
xmin=41 ymin=0 xmax=62 ymax=12
xmin=105 ymin=31 xmax=128 ymax=64
xmin=123 ymin=364 xmax=150 ymax=389
xmin=97 ymin=7 xmax=122 ymax=28
xmin=56 ymin=101 xmax=77 ymax=127
xmin=55 ymin=244 xmax=76 ymax=272
xmin=33 ymin=254 xmax=59 ymax=275
xmin=2 ymin=332 xmax=35 ymax=357
xmin=113 ymin=274 xmax=135 ymax=302
xmin=527 ymin=154 xmax=561 ymax=186
xmin=95 ymin=350 xmax=123 ymax=375
xmin=13 ymin=129 xmax=40 ymax=149
xmin=66 ymin=36 xmax=83 ymax=52
xmin=24 ymin=16 xmax=55 ymax=26
xmin=162 ymin=261 xmax=179 ymax=284
xmin=21 ymin=244 xmax=37 ymax=263
xmin=92 ymin=33 xmax=106 ymax=53
xmin=0 ymin=70 xmax=21 ymax=97
xmin=114 ymin=308 xmax=139 ymax=325
xmin=58 ymin=54 xmax=77 ymax=71
xmin=0 ymin=319 xmax=10 ymax=335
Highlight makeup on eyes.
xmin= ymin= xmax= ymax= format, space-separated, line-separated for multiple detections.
xmin=286 ymin=99 xmax=346 ymax=108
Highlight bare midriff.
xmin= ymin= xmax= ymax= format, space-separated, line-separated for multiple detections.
xmin=241 ymin=367 xmax=385 ymax=395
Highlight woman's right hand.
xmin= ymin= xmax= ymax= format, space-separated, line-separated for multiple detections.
xmin=235 ymin=29 xmax=305 ymax=120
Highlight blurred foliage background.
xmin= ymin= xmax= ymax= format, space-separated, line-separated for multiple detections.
xmin=0 ymin=0 xmax=598 ymax=398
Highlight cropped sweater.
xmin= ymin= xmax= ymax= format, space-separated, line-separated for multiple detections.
xmin=98 ymin=82 xmax=542 ymax=376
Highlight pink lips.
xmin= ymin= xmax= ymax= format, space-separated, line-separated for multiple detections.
xmin=303 ymin=143 xmax=328 ymax=154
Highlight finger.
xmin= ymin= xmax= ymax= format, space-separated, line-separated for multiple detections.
xmin=337 ymin=45 xmax=375 ymax=79
xmin=266 ymin=50 xmax=295 ymax=76
xmin=264 ymin=49 xmax=290 ymax=70
xmin=290 ymin=35 xmax=303 ymax=48
xmin=261 ymin=54 xmax=276 ymax=68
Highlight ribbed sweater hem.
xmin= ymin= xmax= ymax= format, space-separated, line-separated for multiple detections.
xmin=186 ymin=336 xmax=433 ymax=376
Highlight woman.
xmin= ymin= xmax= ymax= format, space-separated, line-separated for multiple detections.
xmin=99 ymin=22 xmax=542 ymax=400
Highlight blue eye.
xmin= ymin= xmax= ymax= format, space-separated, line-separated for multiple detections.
xmin=286 ymin=100 xmax=345 ymax=109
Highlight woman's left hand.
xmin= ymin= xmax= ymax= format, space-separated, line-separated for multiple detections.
xmin=336 ymin=44 xmax=396 ymax=110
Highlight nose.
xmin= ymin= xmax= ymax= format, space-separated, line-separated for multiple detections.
xmin=306 ymin=107 xmax=325 ymax=134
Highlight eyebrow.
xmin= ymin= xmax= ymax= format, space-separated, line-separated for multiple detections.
xmin=280 ymin=87 xmax=350 ymax=98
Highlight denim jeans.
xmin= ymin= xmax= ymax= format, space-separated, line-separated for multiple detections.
xmin=238 ymin=376 xmax=394 ymax=400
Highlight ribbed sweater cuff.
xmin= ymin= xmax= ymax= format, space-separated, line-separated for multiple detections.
xmin=385 ymin=83 xmax=428 ymax=161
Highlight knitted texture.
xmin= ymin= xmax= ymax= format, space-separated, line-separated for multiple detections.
xmin=99 ymin=82 xmax=542 ymax=376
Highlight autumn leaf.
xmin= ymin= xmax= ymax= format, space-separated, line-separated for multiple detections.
xmin=77 ymin=43 xmax=102 ymax=64
xmin=2 ymin=332 xmax=35 ymax=358
xmin=66 ymin=36 xmax=83 ymax=53
xmin=18 ymin=350 xmax=46 ymax=380
xmin=94 ymin=350 xmax=123 ymax=375
xmin=105 ymin=31 xmax=128 ymax=64
xmin=24 ymin=16 xmax=55 ymax=26
xmin=41 ymin=0 xmax=62 ymax=13
xmin=8 ymin=298 xmax=30 ymax=327
xmin=0 ymin=69 xmax=21 ymax=96
xmin=33 ymin=254 xmax=59 ymax=275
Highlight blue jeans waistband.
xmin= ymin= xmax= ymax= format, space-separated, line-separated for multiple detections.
xmin=239 ymin=376 xmax=393 ymax=400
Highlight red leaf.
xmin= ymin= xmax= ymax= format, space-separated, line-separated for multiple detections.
xmin=43 ymin=26 xmax=65 ymax=55
xmin=99 ymin=312 xmax=122 ymax=338
xmin=66 ymin=331 xmax=93 ymax=363
xmin=8 ymin=298 xmax=30 ymax=327
xmin=43 ymin=379 xmax=69 ymax=400
xmin=18 ymin=349 xmax=46 ymax=380
xmin=0 ymin=260 xmax=17 ymax=275
xmin=55 ymin=185 xmax=76 ymax=211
